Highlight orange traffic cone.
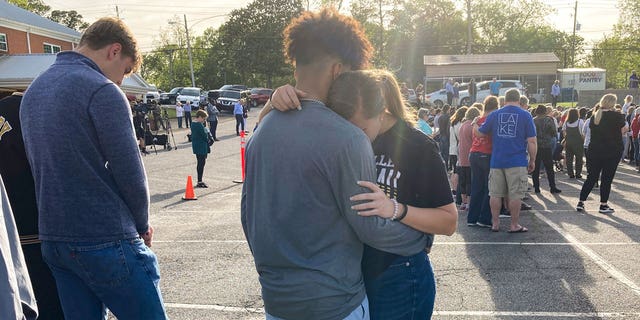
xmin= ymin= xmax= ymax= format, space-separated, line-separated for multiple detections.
xmin=182 ymin=176 xmax=198 ymax=200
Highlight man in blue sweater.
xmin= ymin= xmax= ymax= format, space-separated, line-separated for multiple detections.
xmin=20 ymin=18 xmax=167 ymax=319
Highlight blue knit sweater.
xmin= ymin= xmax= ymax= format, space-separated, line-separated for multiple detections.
xmin=20 ymin=51 xmax=149 ymax=241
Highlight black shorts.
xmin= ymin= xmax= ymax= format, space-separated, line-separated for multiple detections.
xmin=457 ymin=166 xmax=472 ymax=195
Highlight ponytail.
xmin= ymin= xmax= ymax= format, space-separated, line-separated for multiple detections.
xmin=594 ymin=94 xmax=617 ymax=125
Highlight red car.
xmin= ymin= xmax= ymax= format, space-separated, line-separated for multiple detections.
xmin=248 ymin=88 xmax=273 ymax=107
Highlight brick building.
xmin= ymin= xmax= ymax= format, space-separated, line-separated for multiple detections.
xmin=0 ymin=1 xmax=154 ymax=97
xmin=0 ymin=0 xmax=80 ymax=55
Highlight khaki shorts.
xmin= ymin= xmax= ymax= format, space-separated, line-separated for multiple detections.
xmin=489 ymin=167 xmax=528 ymax=199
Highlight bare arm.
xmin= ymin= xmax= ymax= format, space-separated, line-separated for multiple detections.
xmin=257 ymin=85 xmax=307 ymax=124
xmin=350 ymin=179 xmax=458 ymax=236
xmin=527 ymin=136 xmax=537 ymax=173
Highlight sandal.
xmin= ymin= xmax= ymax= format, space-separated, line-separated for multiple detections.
xmin=508 ymin=226 xmax=528 ymax=233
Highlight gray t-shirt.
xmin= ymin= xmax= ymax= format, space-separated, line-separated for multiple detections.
xmin=241 ymin=101 xmax=428 ymax=320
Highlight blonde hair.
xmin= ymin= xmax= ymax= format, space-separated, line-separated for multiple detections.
xmin=374 ymin=69 xmax=417 ymax=126
xmin=465 ymin=106 xmax=481 ymax=121
xmin=594 ymin=94 xmax=617 ymax=125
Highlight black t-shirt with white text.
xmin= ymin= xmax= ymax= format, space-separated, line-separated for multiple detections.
xmin=362 ymin=119 xmax=453 ymax=280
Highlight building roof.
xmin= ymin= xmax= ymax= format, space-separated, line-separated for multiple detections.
xmin=0 ymin=0 xmax=81 ymax=40
xmin=0 ymin=54 xmax=153 ymax=95
xmin=558 ymin=68 xmax=606 ymax=73
xmin=424 ymin=53 xmax=560 ymax=66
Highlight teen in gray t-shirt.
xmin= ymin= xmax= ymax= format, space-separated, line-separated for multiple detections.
xmin=241 ymin=101 xmax=428 ymax=320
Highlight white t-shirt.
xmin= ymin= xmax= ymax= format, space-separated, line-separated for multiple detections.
xmin=562 ymin=119 xmax=584 ymax=132
xmin=449 ymin=122 xmax=462 ymax=156
xmin=583 ymin=118 xmax=591 ymax=147
xmin=176 ymin=105 xmax=184 ymax=117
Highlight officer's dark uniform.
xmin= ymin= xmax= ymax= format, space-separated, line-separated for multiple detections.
xmin=0 ymin=93 xmax=64 ymax=319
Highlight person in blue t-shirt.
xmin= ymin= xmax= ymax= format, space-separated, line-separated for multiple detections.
xmin=489 ymin=78 xmax=502 ymax=96
xmin=474 ymin=88 xmax=537 ymax=233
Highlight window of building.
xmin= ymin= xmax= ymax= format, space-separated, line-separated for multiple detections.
xmin=43 ymin=43 xmax=61 ymax=54
xmin=0 ymin=33 xmax=7 ymax=51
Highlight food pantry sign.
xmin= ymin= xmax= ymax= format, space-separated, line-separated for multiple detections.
xmin=559 ymin=68 xmax=606 ymax=91
xmin=579 ymin=72 xmax=603 ymax=84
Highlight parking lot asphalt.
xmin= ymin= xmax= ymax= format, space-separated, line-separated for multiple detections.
xmin=138 ymin=107 xmax=640 ymax=319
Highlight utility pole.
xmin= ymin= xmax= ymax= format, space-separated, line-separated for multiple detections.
xmin=184 ymin=14 xmax=196 ymax=88
xmin=572 ymin=0 xmax=577 ymax=67
xmin=116 ymin=5 xmax=120 ymax=19
xmin=466 ymin=0 xmax=472 ymax=54
xmin=378 ymin=0 xmax=383 ymax=62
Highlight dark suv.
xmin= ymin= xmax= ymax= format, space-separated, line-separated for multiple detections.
xmin=219 ymin=84 xmax=248 ymax=91
xmin=215 ymin=90 xmax=249 ymax=112
xmin=159 ymin=87 xmax=183 ymax=105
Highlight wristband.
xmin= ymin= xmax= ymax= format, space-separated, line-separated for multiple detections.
xmin=396 ymin=203 xmax=409 ymax=221
xmin=390 ymin=199 xmax=399 ymax=220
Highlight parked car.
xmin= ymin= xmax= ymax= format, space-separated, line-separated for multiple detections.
xmin=215 ymin=90 xmax=249 ymax=112
xmin=248 ymin=88 xmax=273 ymax=107
xmin=219 ymin=84 xmax=248 ymax=91
xmin=425 ymin=80 xmax=524 ymax=108
xmin=473 ymin=80 xmax=524 ymax=105
xmin=425 ymin=83 xmax=469 ymax=108
xmin=159 ymin=87 xmax=183 ymax=105
xmin=207 ymin=90 xmax=221 ymax=104
xmin=177 ymin=87 xmax=202 ymax=108
xmin=144 ymin=91 xmax=160 ymax=104
xmin=406 ymin=89 xmax=418 ymax=106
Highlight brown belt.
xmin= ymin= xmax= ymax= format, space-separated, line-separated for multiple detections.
xmin=19 ymin=234 xmax=41 ymax=245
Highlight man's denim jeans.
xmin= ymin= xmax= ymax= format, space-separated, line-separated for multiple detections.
xmin=266 ymin=296 xmax=369 ymax=320
xmin=365 ymin=251 xmax=435 ymax=320
xmin=41 ymin=238 xmax=167 ymax=320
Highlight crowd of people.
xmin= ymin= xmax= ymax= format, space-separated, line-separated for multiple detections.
xmin=418 ymin=90 xmax=635 ymax=218
xmin=0 ymin=6 xmax=636 ymax=320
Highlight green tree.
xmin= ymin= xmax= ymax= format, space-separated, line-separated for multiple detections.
xmin=9 ymin=0 xmax=90 ymax=32
xmin=48 ymin=10 xmax=90 ymax=31
xmin=587 ymin=36 xmax=634 ymax=89
xmin=217 ymin=0 xmax=303 ymax=88
xmin=385 ymin=0 xmax=468 ymax=84
xmin=7 ymin=0 xmax=50 ymax=15
xmin=587 ymin=0 xmax=640 ymax=88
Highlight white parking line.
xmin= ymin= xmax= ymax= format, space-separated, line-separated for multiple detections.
xmin=153 ymin=240 xmax=639 ymax=246
xmin=165 ymin=302 xmax=263 ymax=313
xmin=434 ymin=311 xmax=640 ymax=317
xmin=533 ymin=211 xmax=640 ymax=298
xmin=164 ymin=303 xmax=640 ymax=318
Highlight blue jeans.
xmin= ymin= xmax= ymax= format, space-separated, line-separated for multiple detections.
xmin=634 ymin=138 xmax=640 ymax=166
xmin=468 ymin=152 xmax=492 ymax=225
xmin=266 ymin=296 xmax=369 ymax=320
xmin=41 ymin=239 xmax=167 ymax=320
xmin=365 ymin=251 xmax=435 ymax=320
xmin=622 ymin=136 xmax=629 ymax=160
xmin=177 ymin=116 xmax=183 ymax=128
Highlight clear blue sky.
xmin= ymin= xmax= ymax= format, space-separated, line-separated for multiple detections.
xmin=44 ymin=0 xmax=620 ymax=52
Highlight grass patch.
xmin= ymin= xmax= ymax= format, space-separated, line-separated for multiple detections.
xmin=556 ymin=102 xmax=580 ymax=108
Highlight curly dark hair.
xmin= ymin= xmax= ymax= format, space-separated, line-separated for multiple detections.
xmin=283 ymin=8 xmax=373 ymax=70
